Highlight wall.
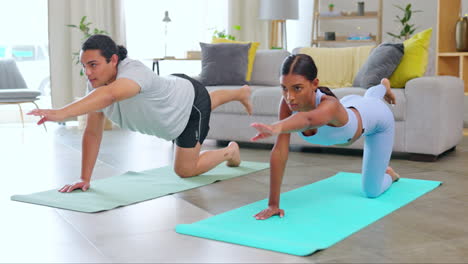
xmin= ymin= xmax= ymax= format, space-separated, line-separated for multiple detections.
xmin=287 ymin=0 xmax=314 ymax=50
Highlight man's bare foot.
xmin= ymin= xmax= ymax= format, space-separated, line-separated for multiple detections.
xmin=386 ymin=166 xmax=400 ymax=182
xmin=226 ymin=141 xmax=241 ymax=167
xmin=239 ymin=85 xmax=253 ymax=115
xmin=381 ymin=78 xmax=396 ymax=105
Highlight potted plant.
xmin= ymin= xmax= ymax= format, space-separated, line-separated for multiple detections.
xmin=67 ymin=16 xmax=108 ymax=75
xmin=387 ymin=4 xmax=422 ymax=40
xmin=67 ymin=16 xmax=113 ymax=129
xmin=212 ymin=25 xmax=241 ymax=41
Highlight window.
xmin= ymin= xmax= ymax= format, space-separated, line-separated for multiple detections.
xmin=124 ymin=0 xmax=228 ymax=75
xmin=0 ymin=0 xmax=50 ymax=96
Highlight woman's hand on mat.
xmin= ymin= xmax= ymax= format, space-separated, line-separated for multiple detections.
xmin=58 ymin=181 xmax=90 ymax=193
xmin=254 ymin=206 xmax=284 ymax=220
xmin=250 ymin=123 xmax=280 ymax=141
xmin=27 ymin=109 xmax=67 ymax=125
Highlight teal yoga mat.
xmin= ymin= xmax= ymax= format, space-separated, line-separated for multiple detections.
xmin=11 ymin=161 xmax=269 ymax=213
xmin=176 ymin=172 xmax=442 ymax=256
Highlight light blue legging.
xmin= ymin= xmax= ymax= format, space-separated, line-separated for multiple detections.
xmin=358 ymin=84 xmax=395 ymax=198
xmin=301 ymin=84 xmax=396 ymax=198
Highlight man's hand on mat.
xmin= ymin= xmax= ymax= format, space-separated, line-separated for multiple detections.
xmin=59 ymin=181 xmax=90 ymax=193
xmin=27 ymin=109 xmax=67 ymax=125
xmin=250 ymin=123 xmax=280 ymax=141
xmin=254 ymin=206 xmax=284 ymax=220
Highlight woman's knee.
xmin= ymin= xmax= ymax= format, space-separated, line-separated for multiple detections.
xmin=363 ymin=186 xmax=383 ymax=198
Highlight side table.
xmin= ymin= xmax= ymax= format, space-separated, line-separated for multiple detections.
xmin=151 ymin=57 xmax=201 ymax=75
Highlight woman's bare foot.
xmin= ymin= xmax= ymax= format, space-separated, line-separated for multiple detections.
xmin=381 ymin=78 xmax=396 ymax=105
xmin=239 ymin=85 xmax=253 ymax=115
xmin=386 ymin=166 xmax=400 ymax=182
xmin=226 ymin=141 xmax=241 ymax=167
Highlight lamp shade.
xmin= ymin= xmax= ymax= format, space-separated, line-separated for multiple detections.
xmin=162 ymin=11 xmax=171 ymax=22
xmin=259 ymin=0 xmax=299 ymax=20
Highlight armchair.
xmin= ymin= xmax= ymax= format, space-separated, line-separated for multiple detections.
xmin=0 ymin=59 xmax=45 ymax=130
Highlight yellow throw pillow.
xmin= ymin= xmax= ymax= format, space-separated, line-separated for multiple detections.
xmin=299 ymin=45 xmax=374 ymax=88
xmin=212 ymin=37 xmax=260 ymax=81
xmin=389 ymin=28 xmax=433 ymax=88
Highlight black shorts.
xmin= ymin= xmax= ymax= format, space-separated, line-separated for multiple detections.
xmin=172 ymin=74 xmax=211 ymax=148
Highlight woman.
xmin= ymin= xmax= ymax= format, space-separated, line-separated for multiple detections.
xmin=250 ymin=54 xmax=400 ymax=220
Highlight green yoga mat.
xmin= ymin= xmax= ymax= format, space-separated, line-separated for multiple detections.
xmin=11 ymin=161 xmax=269 ymax=213
xmin=176 ymin=172 xmax=442 ymax=256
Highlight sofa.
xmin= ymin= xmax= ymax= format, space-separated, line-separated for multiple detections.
xmin=204 ymin=49 xmax=465 ymax=161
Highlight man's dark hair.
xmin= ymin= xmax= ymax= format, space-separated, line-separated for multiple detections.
xmin=82 ymin=34 xmax=127 ymax=63
xmin=281 ymin=54 xmax=336 ymax=98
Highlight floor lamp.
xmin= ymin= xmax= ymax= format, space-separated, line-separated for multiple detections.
xmin=259 ymin=0 xmax=298 ymax=50
xmin=162 ymin=11 xmax=172 ymax=58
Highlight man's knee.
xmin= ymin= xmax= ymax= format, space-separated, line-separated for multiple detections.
xmin=174 ymin=167 xmax=198 ymax=178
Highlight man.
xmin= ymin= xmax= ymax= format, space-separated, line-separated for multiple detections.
xmin=28 ymin=34 xmax=253 ymax=192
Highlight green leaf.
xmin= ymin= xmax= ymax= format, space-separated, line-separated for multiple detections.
xmin=406 ymin=11 xmax=412 ymax=21
xmin=404 ymin=24 xmax=411 ymax=32
xmin=394 ymin=4 xmax=405 ymax=11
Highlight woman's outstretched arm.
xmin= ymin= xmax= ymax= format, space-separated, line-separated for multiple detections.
xmin=251 ymin=97 xmax=339 ymax=141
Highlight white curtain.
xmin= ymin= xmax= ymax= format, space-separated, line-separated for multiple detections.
xmin=228 ymin=0 xmax=270 ymax=49
xmin=48 ymin=0 xmax=126 ymax=109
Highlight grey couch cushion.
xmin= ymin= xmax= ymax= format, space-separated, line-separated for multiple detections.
xmin=353 ymin=43 xmax=404 ymax=88
xmin=0 ymin=89 xmax=41 ymax=102
xmin=250 ymin=49 xmax=290 ymax=86
xmin=207 ymin=85 xmax=279 ymax=115
xmin=0 ymin=59 xmax=28 ymax=89
xmin=209 ymin=85 xmax=406 ymax=121
xmin=255 ymin=87 xmax=406 ymax=120
xmin=0 ymin=59 xmax=40 ymax=102
xmin=199 ymin=42 xmax=250 ymax=86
